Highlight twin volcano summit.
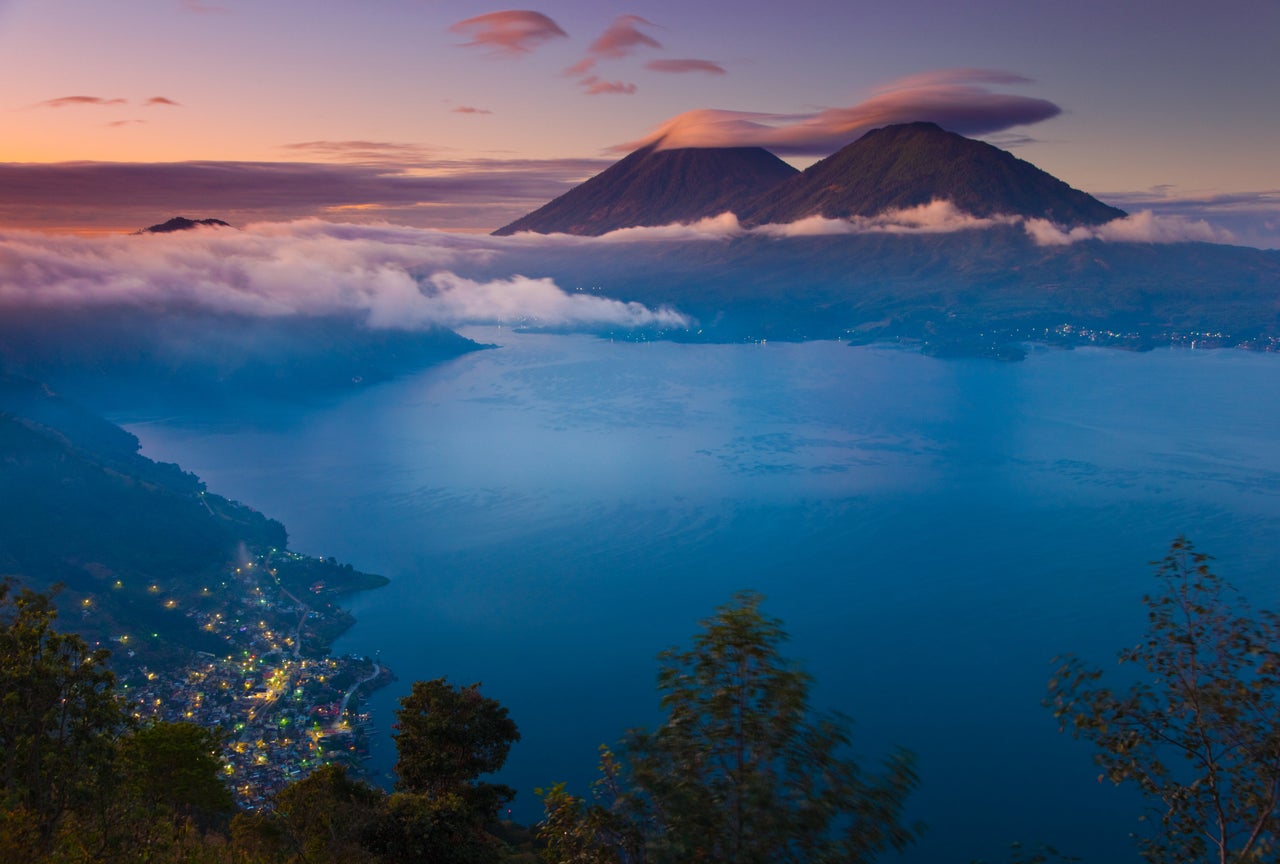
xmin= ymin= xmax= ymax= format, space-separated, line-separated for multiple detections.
xmin=493 ymin=122 xmax=1125 ymax=236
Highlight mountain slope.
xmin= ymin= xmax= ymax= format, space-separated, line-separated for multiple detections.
xmin=457 ymin=227 xmax=1280 ymax=348
xmin=493 ymin=144 xmax=798 ymax=236
xmin=742 ymin=122 xmax=1125 ymax=227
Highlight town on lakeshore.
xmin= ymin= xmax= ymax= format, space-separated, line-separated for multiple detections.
xmin=90 ymin=549 xmax=392 ymax=809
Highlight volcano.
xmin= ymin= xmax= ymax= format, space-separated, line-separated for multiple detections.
xmin=497 ymin=122 xmax=1126 ymax=236
xmin=741 ymin=122 xmax=1125 ymax=227
xmin=492 ymin=144 xmax=798 ymax=236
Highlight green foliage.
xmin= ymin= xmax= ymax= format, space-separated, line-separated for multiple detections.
xmin=539 ymin=591 xmax=921 ymax=864
xmin=0 ymin=580 xmax=124 ymax=842
xmin=120 ymin=722 xmax=235 ymax=823
xmin=1047 ymin=538 xmax=1280 ymax=864
xmin=394 ymin=677 xmax=521 ymax=818
xmin=268 ymin=763 xmax=384 ymax=864
xmin=0 ymin=585 xmax=251 ymax=861
xmin=368 ymin=790 xmax=511 ymax=864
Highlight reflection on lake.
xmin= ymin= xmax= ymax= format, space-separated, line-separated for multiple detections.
xmin=125 ymin=329 xmax=1280 ymax=864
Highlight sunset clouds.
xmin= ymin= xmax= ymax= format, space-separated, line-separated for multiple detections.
xmin=450 ymin=11 xmax=568 ymax=55
xmin=37 ymin=96 xmax=127 ymax=108
xmin=2 ymin=0 xmax=1274 ymax=246
xmin=447 ymin=10 xmax=721 ymax=97
xmin=36 ymin=95 xmax=179 ymax=109
xmin=581 ymin=78 xmax=637 ymax=97
xmin=563 ymin=15 xmax=662 ymax=95
xmin=588 ymin=15 xmax=661 ymax=58
xmin=645 ymin=59 xmax=726 ymax=76
xmin=618 ymin=69 xmax=1061 ymax=155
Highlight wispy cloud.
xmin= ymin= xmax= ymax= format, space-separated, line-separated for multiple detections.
xmin=1105 ymin=187 xmax=1280 ymax=217
xmin=588 ymin=15 xmax=661 ymax=58
xmin=1024 ymin=211 xmax=1237 ymax=246
xmin=0 ymin=221 xmax=690 ymax=330
xmin=581 ymin=77 xmax=637 ymax=96
xmin=37 ymin=96 xmax=128 ymax=108
xmin=280 ymin=140 xmax=438 ymax=165
xmin=615 ymin=68 xmax=1061 ymax=155
xmin=452 ymin=106 xmax=493 ymax=115
xmin=645 ymin=59 xmax=725 ymax=76
xmin=564 ymin=15 xmax=660 ymax=95
xmin=1090 ymin=187 xmax=1280 ymax=248
xmin=35 ymin=95 xmax=179 ymax=111
xmin=450 ymin=10 xmax=568 ymax=55
xmin=564 ymin=57 xmax=597 ymax=77
xmin=755 ymin=201 xmax=1019 ymax=237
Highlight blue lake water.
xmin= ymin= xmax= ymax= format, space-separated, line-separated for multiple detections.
xmin=124 ymin=330 xmax=1280 ymax=864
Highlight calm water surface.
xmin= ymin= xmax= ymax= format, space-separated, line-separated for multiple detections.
xmin=125 ymin=330 xmax=1280 ymax=864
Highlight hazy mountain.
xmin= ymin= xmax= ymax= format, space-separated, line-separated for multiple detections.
xmin=742 ymin=122 xmax=1125 ymax=227
xmin=0 ymin=310 xmax=485 ymax=413
xmin=493 ymin=144 xmax=798 ymax=236
xmin=457 ymin=228 xmax=1280 ymax=353
xmin=0 ymin=372 xmax=388 ymax=666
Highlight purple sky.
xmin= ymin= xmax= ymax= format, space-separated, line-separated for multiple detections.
xmin=0 ymin=0 xmax=1276 ymax=244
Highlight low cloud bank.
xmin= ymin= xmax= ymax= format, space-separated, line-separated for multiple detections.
xmin=503 ymin=202 xmax=1234 ymax=246
xmin=0 ymin=220 xmax=690 ymax=330
xmin=1023 ymin=211 xmax=1237 ymax=246
xmin=0 ymin=210 xmax=1240 ymax=332
xmin=755 ymin=201 xmax=1019 ymax=237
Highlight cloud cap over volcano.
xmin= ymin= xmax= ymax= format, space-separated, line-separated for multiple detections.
xmin=616 ymin=68 xmax=1061 ymax=156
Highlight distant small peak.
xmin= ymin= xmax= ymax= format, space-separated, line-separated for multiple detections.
xmin=135 ymin=216 xmax=233 ymax=235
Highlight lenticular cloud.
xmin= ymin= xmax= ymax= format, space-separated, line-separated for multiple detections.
xmin=0 ymin=220 xmax=690 ymax=330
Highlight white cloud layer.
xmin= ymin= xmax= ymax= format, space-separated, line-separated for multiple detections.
xmin=1023 ymin=211 xmax=1237 ymax=246
xmin=501 ymin=202 xmax=1234 ymax=246
xmin=0 ymin=220 xmax=690 ymax=329
xmin=0 ymin=210 xmax=1238 ymax=333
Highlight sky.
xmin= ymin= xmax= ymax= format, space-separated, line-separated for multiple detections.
xmin=0 ymin=0 xmax=1277 ymax=244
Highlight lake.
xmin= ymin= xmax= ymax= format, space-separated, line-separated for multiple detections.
xmin=124 ymin=329 xmax=1280 ymax=864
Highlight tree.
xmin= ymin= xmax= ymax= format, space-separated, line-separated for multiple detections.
xmin=1047 ymin=538 xmax=1280 ymax=864
xmin=267 ymin=763 xmax=383 ymax=864
xmin=394 ymin=677 xmax=521 ymax=819
xmin=0 ymin=580 xmax=124 ymax=845
xmin=540 ymin=591 xmax=921 ymax=864
xmin=119 ymin=721 xmax=234 ymax=824
xmin=382 ymin=678 xmax=521 ymax=864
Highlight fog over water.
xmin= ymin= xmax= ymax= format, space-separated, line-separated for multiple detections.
xmin=124 ymin=330 xmax=1280 ymax=864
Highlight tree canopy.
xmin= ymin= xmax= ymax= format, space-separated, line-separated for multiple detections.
xmin=540 ymin=591 xmax=921 ymax=864
xmin=1048 ymin=538 xmax=1280 ymax=864
xmin=0 ymin=580 xmax=123 ymax=845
